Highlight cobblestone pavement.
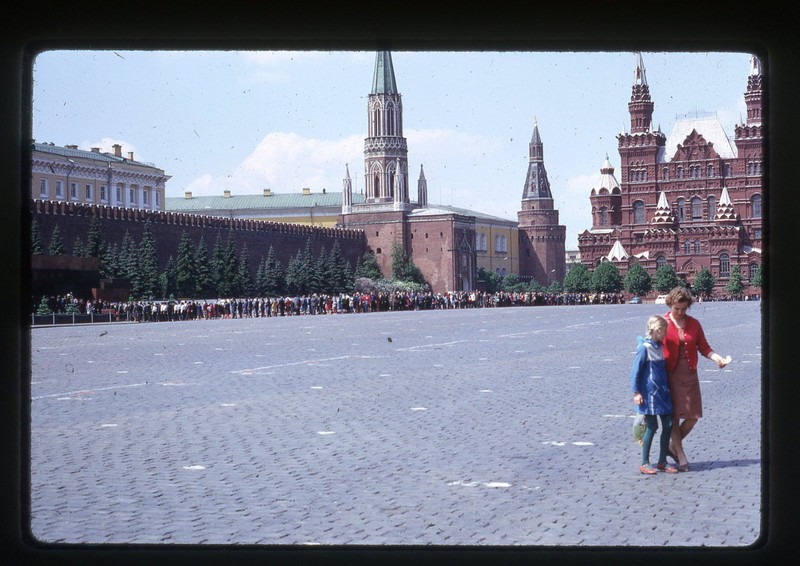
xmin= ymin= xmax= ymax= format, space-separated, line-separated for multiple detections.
xmin=28 ymin=301 xmax=763 ymax=547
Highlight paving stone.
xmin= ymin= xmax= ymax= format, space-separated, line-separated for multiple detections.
xmin=29 ymin=302 xmax=762 ymax=546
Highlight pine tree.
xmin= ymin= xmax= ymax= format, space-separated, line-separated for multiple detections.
xmin=161 ymin=255 xmax=177 ymax=299
xmin=357 ymin=250 xmax=382 ymax=280
xmin=101 ymin=242 xmax=119 ymax=279
xmin=255 ymin=257 xmax=267 ymax=296
xmin=262 ymin=246 xmax=284 ymax=296
xmin=193 ymin=236 xmax=213 ymax=298
xmin=48 ymin=224 xmax=64 ymax=256
xmin=237 ymin=242 xmax=253 ymax=296
xmin=327 ymin=240 xmax=347 ymax=293
xmin=313 ymin=245 xmax=327 ymax=293
xmin=31 ymin=219 xmax=44 ymax=255
xmin=138 ymin=220 xmax=160 ymax=299
xmin=36 ymin=295 xmax=52 ymax=315
xmin=210 ymin=231 xmax=225 ymax=296
xmin=72 ymin=235 xmax=86 ymax=258
xmin=222 ymin=231 xmax=239 ymax=296
xmin=120 ymin=230 xmax=140 ymax=296
xmin=175 ymin=230 xmax=196 ymax=298
xmin=341 ymin=260 xmax=354 ymax=293
xmin=285 ymin=253 xmax=301 ymax=295
xmin=86 ymin=215 xmax=102 ymax=258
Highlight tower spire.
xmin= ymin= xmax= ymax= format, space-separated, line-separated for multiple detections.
xmin=364 ymin=51 xmax=408 ymax=205
xmin=372 ymin=51 xmax=398 ymax=95
xmin=628 ymin=52 xmax=654 ymax=133
xmin=417 ymin=164 xmax=428 ymax=208
xmin=522 ymin=118 xmax=551 ymax=199
xmin=342 ymin=163 xmax=353 ymax=213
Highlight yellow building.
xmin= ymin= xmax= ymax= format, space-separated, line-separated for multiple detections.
xmin=31 ymin=142 xmax=169 ymax=211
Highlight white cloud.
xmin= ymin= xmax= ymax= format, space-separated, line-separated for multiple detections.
xmin=184 ymin=132 xmax=363 ymax=196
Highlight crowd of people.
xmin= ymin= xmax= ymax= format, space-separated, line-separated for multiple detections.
xmin=36 ymin=290 xmax=630 ymax=323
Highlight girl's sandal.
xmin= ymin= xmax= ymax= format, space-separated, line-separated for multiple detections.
xmin=657 ymin=463 xmax=679 ymax=473
xmin=639 ymin=464 xmax=657 ymax=475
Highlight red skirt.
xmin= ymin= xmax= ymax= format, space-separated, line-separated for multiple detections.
xmin=668 ymin=343 xmax=703 ymax=419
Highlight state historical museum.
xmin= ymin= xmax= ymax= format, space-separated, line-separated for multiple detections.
xmin=577 ymin=53 xmax=763 ymax=295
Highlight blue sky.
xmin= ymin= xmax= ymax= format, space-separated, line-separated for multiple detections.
xmin=31 ymin=50 xmax=752 ymax=248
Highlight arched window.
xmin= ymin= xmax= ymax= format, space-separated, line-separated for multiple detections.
xmin=707 ymin=196 xmax=716 ymax=220
xmin=707 ymin=164 xmax=714 ymax=177
xmin=676 ymin=197 xmax=685 ymax=221
xmin=600 ymin=207 xmax=608 ymax=225
xmin=676 ymin=167 xmax=684 ymax=179
xmin=752 ymin=194 xmax=762 ymax=218
xmin=749 ymin=262 xmax=759 ymax=280
xmin=719 ymin=253 xmax=731 ymax=278
xmin=662 ymin=167 xmax=669 ymax=180
xmin=684 ymin=241 xmax=691 ymax=254
xmin=694 ymin=240 xmax=701 ymax=254
xmin=691 ymin=197 xmax=702 ymax=219
xmin=633 ymin=201 xmax=645 ymax=224
xmin=656 ymin=255 xmax=667 ymax=269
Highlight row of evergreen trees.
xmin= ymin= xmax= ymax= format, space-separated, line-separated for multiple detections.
xmin=31 ymin=217 xmax=387 ymax=300
xmin=481 ymin=260 xmax=761 ymax=299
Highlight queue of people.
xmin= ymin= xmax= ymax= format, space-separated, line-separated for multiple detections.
xmin=35 ymin=290 xmax=629 ymax=322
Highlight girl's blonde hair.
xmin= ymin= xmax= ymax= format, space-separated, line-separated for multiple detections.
xmin=646 ymin=315 xmax=668 ymax=338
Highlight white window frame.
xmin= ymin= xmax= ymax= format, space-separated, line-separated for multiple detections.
xmin=70 ymin=182 xmax=78 ymax=200
xmin=39 ymin=178 xmax=48 ymax=197
xmin=55 ymin=180 xmax=63 ymax=198
xmin=85 ymin=184 xmax=93 ymax=201
xmin=100 ymin=185 xmax=107 ymax=203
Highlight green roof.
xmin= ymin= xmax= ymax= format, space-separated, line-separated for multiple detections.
xmin=166 ymin=191 xmax=364 ymax=211
xmin=166 ymin=191 xmax=517 ymax=223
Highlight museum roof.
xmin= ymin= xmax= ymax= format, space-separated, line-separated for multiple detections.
xmin=662 ymin=112 xmax=736 ymax=160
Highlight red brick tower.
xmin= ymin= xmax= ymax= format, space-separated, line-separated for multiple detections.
xmin=517 ymin=119 xmax=566 ymax=286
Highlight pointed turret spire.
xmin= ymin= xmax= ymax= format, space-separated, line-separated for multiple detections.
xmin=744 ymin=54 xmax=763 ymax=126
xmin=629 ymin=52 xmax=654 ymax=133
xmin=522 ymin=119 xmax=551 ymax=199
xmin=342 ymin=163 xmax=353 ymax=213
xmin=633 ymin=52 xmax=648 ymax=86
xmin=417 ymin=164 xmax=428 ymax=208
xmin=372 ymin=51 xmax=398 ymax=95
xmin=393 ymin=160 xmax=405 ymax=208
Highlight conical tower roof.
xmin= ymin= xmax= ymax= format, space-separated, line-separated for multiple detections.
xmin=372 ymin=51 xmax=398 ymax=95
xmin=522 ymin=119 xmax=552 ymax=200
xmin=714 ymin=186 xmax=738 ymax=222
xmin=651 ymin=190 xmax=675 ymax=224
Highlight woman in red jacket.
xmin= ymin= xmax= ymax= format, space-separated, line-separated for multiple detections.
xmin=663 ymin=287 xmax=730 ymax=471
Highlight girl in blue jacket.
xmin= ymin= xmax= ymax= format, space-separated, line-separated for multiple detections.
xmin=630 ymin=315 xmax=677 ymax=475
